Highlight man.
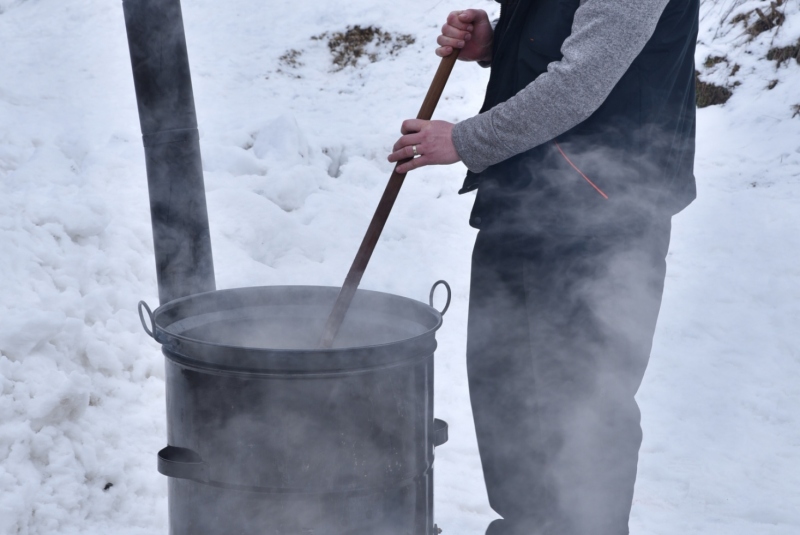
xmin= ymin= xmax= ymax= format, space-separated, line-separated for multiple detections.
xmin=388 ymin=1 xmax=697 ymax=534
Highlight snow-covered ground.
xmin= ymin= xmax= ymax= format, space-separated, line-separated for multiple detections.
xmin=1 ymin=0 xmax=799 ymax=533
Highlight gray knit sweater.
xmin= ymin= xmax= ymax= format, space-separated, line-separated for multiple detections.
xmin=451 ymin=0 xmax=671 ymax=173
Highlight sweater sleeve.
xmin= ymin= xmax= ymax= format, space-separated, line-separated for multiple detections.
xmin=452 ymin=0 xmax=671 ymax=173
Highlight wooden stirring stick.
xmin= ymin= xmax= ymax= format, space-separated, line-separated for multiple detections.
xmin=319 ymin=51 xmax=461 ymax=348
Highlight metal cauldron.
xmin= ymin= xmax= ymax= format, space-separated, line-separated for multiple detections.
xmin=139 ymin=283 xmax=450 ymax=535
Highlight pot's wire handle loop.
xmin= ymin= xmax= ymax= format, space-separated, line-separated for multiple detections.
xmin=429 ymin=280 xmax=451 ymax=316
xmin=138 ymin=301 xmax=156 ymax=339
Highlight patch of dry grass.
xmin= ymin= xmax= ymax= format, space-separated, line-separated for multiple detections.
xmin=695 ymin=71 xmax=733 ymax=108
xmin=314 ymin=26 xmax=415 ymax=70
xmin=279 ymin=49 xmax=304 ymax=68
xmin=767 ymin=41 xmax=800 ymax=67
xmin=730 ymin=0 xmax=786 ymax=39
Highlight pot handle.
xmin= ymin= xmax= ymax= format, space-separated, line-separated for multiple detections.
xmin=429 ymin=280 xmax=451 ymax=316
xmin=433 ymin=418 xmax=448 ymax=447
xmin=138 ymin=301 xmax=155 ymax=339
xmin=158 ymin=446 xmax=207 ymax=483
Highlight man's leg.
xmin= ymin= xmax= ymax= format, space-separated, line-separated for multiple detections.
xmin=467 ymin=221 xmax=671 ymax=535
xmin=467 ymin=231 xmax=558 ymax=534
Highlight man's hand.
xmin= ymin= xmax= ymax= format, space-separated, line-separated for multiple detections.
xmin=436 ymin=9 xmax=493 ymax=63
xmin=387 ymin=119 xmax=461 ymax=174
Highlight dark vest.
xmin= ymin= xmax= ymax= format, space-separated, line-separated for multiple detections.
xmin=462 ymin=0 xmax=699 ymax=235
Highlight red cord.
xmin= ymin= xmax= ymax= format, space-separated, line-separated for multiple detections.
xmin=553 ymin=141 xmax=609 ymax=200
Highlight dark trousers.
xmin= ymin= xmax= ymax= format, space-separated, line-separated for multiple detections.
xmin=467 ymin=221 xmax=671 ymax=535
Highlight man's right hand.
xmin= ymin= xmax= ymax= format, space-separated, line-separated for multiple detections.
xmin=436 ymin=9 xmax=493 ymax=63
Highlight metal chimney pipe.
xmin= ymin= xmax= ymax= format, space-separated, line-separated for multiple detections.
xmin=122 ymin=0 xmax=216 ymax=304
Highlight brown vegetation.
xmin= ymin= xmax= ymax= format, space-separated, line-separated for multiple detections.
xmin=767 ymin=41 xmax=800 ymax=66
xmin=696 ymin=71 xmax=733 ymax=108
xmin=703 ymin=55 xmax=727 ymax=68
xmin=314 ymin=26 xmax=415 ymax=70
xmin=279 ymin=49 xmax=304 ymax=68
xmin=731 ymin=0 xmax=786 ymax=39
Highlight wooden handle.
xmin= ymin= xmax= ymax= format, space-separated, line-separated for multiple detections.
xmin=318 ymin=51 xmax=461 ymax=349
xmin=418 ymin=51 xmax=461 ymax=122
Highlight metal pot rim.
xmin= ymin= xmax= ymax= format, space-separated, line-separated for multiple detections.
xmin=139 ymin=285 xmax=445 ymax=372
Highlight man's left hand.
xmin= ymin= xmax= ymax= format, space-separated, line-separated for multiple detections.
xmin=388 ymin=119 xmax=461 ymax=174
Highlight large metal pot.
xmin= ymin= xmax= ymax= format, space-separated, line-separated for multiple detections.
xmin=139 ymin=283 xmax=450 ymax=535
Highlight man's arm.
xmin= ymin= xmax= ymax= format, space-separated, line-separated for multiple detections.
xmin=451 ymin=0 xmax=671 ymax=173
